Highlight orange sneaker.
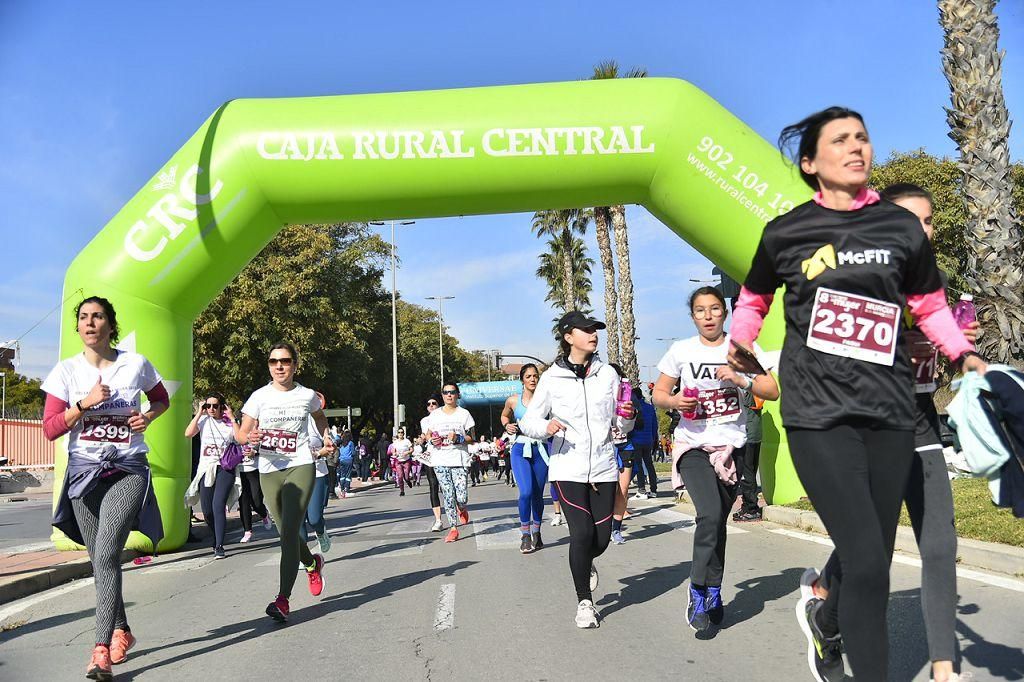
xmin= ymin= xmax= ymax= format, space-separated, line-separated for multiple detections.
xmin=457 ymin=506 xmax=470 ymax=526
xmin=444 ymin=527 xmax=459 ymax=543
xmin=86 ymin=644 xmax=112 ymax=681
xmin=110 ymin=628 xmax=136 ymax=664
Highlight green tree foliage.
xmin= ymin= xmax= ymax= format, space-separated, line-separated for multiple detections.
xmin=0 ymin=371 xmax=45 ymax=419
xmin=870 ymin=150 xmax=1024 ymax=301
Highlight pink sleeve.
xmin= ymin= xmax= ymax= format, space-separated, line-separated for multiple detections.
xmin=43 ymin=394 xmax=71 ymax=441
xmin=146 ymin=382 xmax=169 ymax=406
xmin=906 ymin=290 xmax=974 ymax=361
xmin=730 ymin=287 xmax=774 ymax=345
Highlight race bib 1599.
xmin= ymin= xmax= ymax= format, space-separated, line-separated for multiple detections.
xmin=807 ymin=288 xmax=900 ymax=366
xmin=80 ymin=415 xmax=131 ymax=445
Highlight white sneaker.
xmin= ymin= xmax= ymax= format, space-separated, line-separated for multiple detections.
xmin=589 ymin=564 xmax=599 ymax=592
xmin=430 ymin=519 xmax=444 ymax=532
xmin=631 ymin=491 xmax=647 ymax=500
xmin=550 ymin=513 xmax=564 ymax=527
xmin=240 ymin=531 xmax=253 ymax=543
xmin=575 ymin=599 xmax=599 ymax=629
xmin=317 ymin=532 xmax=332 ymax=554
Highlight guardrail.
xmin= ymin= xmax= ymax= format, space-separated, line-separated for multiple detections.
xmin=0 ymin=419 xmax=55 ymax=468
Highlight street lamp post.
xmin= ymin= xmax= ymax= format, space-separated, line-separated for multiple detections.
xmin=425 ymin=295 xmax=455 ymax=387
xmin=370 ymin=220 xmax=415 ymax=435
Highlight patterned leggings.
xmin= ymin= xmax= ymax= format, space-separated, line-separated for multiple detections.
xmin=434 ymin=466 xmax=469 ymax=526
xmin=70 ymin=473 xmax=147 ymax=646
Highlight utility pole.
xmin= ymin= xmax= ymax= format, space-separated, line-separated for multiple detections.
xmin=425 ymin=296 xmax=455 ymax=387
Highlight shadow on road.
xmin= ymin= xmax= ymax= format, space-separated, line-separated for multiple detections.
xmin=596 ymin=560 xmax=690 ymax=620
xmin=722 ymin=566 xmax=805 ymax=630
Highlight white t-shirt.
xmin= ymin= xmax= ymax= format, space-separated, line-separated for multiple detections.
xmin=477 ymin=442 xmax=491 ymax=461
xmin=421 ymin=406 xmax=475 ymax=468
xmin=197 ymin=415 xmax=236 ymax=466
xmin=392 ymin=438 xmax=413 ymax=462
xmin=41 ymin=351 xmax=162 ymax=461
xmin=308 ymin=415 xmax=327 ymax=477
xmin=656 ymin=334 xmax=769 ymax=450
xmin=241 ymin=382 xmax=321 ymax=474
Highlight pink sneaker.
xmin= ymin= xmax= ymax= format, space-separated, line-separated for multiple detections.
xmin=306 ymin=554 xmax=325 ymax=597
xmin=266 ymin=595 xmax=289 ymax=622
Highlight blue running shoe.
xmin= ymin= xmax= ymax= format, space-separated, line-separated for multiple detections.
xmin=706 ymin=585 xmax=724 ymax=625
xmin=687 ymin=582 xmax=710 ymax=632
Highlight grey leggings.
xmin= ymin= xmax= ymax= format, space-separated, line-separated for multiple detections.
xmin=70 ymin=473 xmax=147 ymax=646
xmin=822 ymin=445 xmax=957 ymax=662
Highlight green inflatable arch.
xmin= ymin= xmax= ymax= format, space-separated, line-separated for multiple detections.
xmin=53 ymin=78 xmax=810 ymax=551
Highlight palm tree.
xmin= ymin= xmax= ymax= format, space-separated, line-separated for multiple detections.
xmin=591 ymin=60 xmax=647 ymax=381
xmin=536 ymin=234 xmax=594 ymax=312
xmin=531 ymin=208 xmax=592 ymax=313
xmin=592 ymin=206 xmax=619 ymax=364
xmin=939 ymin=0 xmax=1023 ymax=362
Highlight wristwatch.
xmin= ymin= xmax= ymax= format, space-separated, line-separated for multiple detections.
xmin=76 ymin=400 xmax=86 ymax=412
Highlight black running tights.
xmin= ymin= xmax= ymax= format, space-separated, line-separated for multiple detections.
xmin=788 ymin=426 xmax=914 ymax=682
xmin=554 ymin=480 xmax=616 ymax=602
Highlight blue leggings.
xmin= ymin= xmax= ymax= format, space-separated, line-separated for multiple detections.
xmin=305 ymin=474 xmax=329 ymax=536
xmin=511 ymin=442 xmax=550 ymax=526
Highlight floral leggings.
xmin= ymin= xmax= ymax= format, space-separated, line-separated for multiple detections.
xmin=434 ymin=465 xmax=469 ymax=526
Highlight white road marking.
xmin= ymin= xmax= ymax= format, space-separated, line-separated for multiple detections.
xmin=643 ymin=508 xmax=748 ymax=535
xmin=770 ymin=528 xmax=1024 ymax=593
xmin=472 ymin=516 xmax=524 ymax=550
xmin=0 ymin=577 xmax=93 ymax=624
xmin=433 ymin=583 xmax=456 ymax=631
xmin=388 ymin=518 xmax=433 ymax=535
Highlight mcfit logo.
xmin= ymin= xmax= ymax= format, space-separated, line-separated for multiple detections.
xmin=801 ymin=244 xmax=837 ymax=280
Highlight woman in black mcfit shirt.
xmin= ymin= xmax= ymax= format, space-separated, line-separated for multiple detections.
xmin=728 ymin=107 xmax=986 ymax=682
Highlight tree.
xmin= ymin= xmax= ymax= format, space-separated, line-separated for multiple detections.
xmin=593 ymin=206 xmax=619 ymax=364
xmin=535 ymin=234 xmax=594 ymax=314
xmin=531 ymin=208 xmax=592 ymax=312
xmin=193 ymin=222 xmax=391 ymax=411
xmin=939 ymin=0 xmax=1023 ymax=362
xmin=591 ymin=60 xmax=647 ymax=381
xmin=0 ymin=371 xmax=44 ymax=419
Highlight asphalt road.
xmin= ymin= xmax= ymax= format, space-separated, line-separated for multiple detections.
xmin=1 ymin=478 xmax=1022 ymax=681
xmin=0 ymin=498 xmax=53 ymax=552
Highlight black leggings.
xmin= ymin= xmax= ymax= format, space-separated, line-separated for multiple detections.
xmin=554 ymin=480 xmax=616 ymax=602
xmin=238 ymin=470 xmax=269 ymax=532
xmin=677 ymin=447 xmax=744 ymax=587
xmin=424 ymin=465 xmax=441 ymax=508
xmin=788 ymin=426 xmax=914 ymax=682
xmin=199 ymin=466 xmax=236 ymax=548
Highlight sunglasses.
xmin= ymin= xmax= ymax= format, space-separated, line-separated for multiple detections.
xmin=441 ymin=390 xmax=458 ymax=395
xmin=268 ymin=357 xmax=294 ymax=366
xmin=203 ymin=403 xmax=222 ymax=410
xmin=426 ymin=401 xmax=438 ymax=406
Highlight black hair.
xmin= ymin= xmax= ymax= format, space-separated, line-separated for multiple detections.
xmin=442 ymin=381 xmax=460 ymax=395
xmin=519 ymin=363 xmax=539 ymax=381
xmin=269 ymin=342 xmax=298 ymax=364
xmin=608 ymin=362 xmax=624 ymax=378
xmin=778 ymin=106 xmax=866 ymax=189
xmin=689 ymin=286 xmax=727 ymax=312
xmin=557 ymin=336 xmax=571 ymax=358
xmin=74 ymin=296 xmax=119 ymax=344
xmin=881 ymin=182 xmax=933 ymax=204
xmin=206 ymin=390 xmax=227 ymax=408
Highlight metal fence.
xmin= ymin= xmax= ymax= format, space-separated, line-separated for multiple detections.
xmin=0 ymin=419 xmax=55 ymax=468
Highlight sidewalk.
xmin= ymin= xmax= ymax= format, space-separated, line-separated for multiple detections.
xmin=0 ymin=478 xmax=392 ymax=606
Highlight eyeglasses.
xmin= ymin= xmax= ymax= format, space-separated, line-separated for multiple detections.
xmin=268 ymin=357 xmax=294 ymax=366
xmin=692 ymin=306 xmax=725 ymax=318
xmin=441 ymin=390 xmax=458 ymax=395
xmin=203 ymin=403 xmax=222 ymax=410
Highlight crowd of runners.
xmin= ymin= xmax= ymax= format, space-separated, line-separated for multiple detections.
xmin=41 ymin=105 xmax=992 ymax=681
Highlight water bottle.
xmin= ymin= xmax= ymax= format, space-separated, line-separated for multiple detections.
xmin=616 ymin=380 xmax=633 ymax=417
xmin=952 ymin=294 xmax=977 ymax=330
xmin=681 ymin=387 xmax=699 ymax=420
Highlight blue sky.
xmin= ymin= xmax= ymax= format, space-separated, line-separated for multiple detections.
xmin=1 ymin=1 xmax=1022 ymax=382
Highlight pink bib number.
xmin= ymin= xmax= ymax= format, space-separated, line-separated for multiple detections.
xmin=807 ymin=288 xmax=900 ymax=366
xmin=693 ymin=387 xmax=741 ymax=425
xmin=261 ymin=428 xmax=297 ymax=455
xmin=80 ymin=415 xmax=132 ymax=445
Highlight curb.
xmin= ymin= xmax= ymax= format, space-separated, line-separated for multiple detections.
xmin=761 ymin=505 xmax=1024 ymax=578
xmin=0 ymin=478 xmax=394 ymax=607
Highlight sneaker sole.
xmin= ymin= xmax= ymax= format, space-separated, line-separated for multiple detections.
xmin=265 ymin=605 xmax=288 ymax=622
xmin=575 ymin=618 xmax=600 ymax=629
xmin=687 ymin=581 xmax=710 ymax=633
xmin=86 ymin=669 xmax=113 ymax=681
xmin=796 ymin=568 xmax=828 ymax=682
